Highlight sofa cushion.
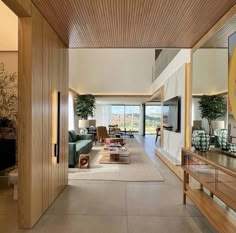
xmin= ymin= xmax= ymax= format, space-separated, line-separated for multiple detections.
xmin=69 ymin=130 xmax=78 ymax=142
xmin=68 ymin=133 xmax=73 ymax=142
xmin=75 ymin=140 xmax=92 ymax=152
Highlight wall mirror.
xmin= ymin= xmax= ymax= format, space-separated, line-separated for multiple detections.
xmin=191 ymin=14 xmax=236 ymax=153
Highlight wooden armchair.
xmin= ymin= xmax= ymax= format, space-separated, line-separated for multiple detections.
xmin=96 ymin=126 xmax=109 ymax=143
xmin=108 ymin=124 xmax=121 ymax=136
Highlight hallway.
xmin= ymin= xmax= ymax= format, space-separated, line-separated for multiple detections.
xmin=1 ymin=136 xmax=216 ymax=233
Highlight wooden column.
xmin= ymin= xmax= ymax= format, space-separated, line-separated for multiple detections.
xmin=185 ymin=62 xmax=192 ymax=148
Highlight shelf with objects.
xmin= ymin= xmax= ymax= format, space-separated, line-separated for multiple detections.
xmin=182 ymin=148 xmax=236 ymax=233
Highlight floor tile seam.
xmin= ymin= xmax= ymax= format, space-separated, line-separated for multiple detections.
xmin=44 ymin=213 xmax=128 ymax=216
xmin=125 ymin=183 xmax=129 ymax=233
xmin=126 ymin=214 xmax=192 ymax=217
xmin=69 ymin=181 xmax=166 ymax=184
xmin=126 ymin=215 xmax=196 ymax=218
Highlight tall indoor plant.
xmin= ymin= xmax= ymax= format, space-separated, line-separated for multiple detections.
xmin=74 ymin=94 xmax=96 ymax=120
xmin=198 ymin=95 xmax=227 ymax=135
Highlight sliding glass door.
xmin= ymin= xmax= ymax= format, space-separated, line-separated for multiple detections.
xmin=111 ymin=105 xmax=125 ymax=129
xmin=145 ymin=104 xmax=161 ymax=134
xmin=111 ymin=105 xmax=140 ymax=133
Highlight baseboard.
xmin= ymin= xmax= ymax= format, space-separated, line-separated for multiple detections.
xmin=154 ymin=148 xmax=183 ymax=181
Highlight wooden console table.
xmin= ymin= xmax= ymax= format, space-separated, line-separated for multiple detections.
xmin=182 ymin=148 xmax=236 ymax=233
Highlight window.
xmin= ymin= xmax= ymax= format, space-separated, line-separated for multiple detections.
xmin=145 ymin=105 xmax=161 ymax=134
xmin=111 ymin=105 xmax=140 ymax=132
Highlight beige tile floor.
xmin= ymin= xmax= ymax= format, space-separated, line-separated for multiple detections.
xmin=0 ymin=135 xmax=217 ymax=233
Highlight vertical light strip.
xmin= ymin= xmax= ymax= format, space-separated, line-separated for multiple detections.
xmin=52 ymin=90 xmax=57 ymax=164
xmin=56 ymin=92 xmax=60 ymax=163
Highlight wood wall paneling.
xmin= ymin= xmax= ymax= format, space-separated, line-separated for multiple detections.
xmin=18 ymin=4 xmax=68 ymax=228
xmin=32 ymin=0 xmax=236 ymax=48
xmin=42 ymin=17 xmax=51 ymax=212
xmin=18 ymin=16 xmax=33 ymax=228
xmin=31 ymin=4 xmax=43 ymax=224
xmin=3 ymin=0 xmax=32 ymax=16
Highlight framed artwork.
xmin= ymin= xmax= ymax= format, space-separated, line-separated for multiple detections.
xmin=228 ymin=32 xmax=236 ymax=143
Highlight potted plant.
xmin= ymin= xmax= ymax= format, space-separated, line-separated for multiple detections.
xmin=198 ymin=95 xmax=227 ymax=135
xmin=74 ymin=94 xmax=96 ymax=120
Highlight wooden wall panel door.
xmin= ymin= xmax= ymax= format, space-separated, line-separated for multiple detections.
xmin=18 ymin=16 xmax=33 ymax=228
xmin=42 ymin=18 xmax=51 ymax=212
xmin=31 ymin=4 xmax=44 ymax=224
xmin=50 ymin=31 xmax=60 ymax=201
xmin=18 ymin=3 xmax=68 ymax=228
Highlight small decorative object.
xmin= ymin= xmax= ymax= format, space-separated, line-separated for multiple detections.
xmin=228 ymin=143 xmax=236 ymax=153
xmin=217 ymin=129 xmax=228 ymax=151
xmin=79 ymin=128 xmax=88 ymax=135
xmin=216 ymin=129 xmax=236 ymax=153
xmin=192 ymin=130 xmax=210 ymax=152
xmin=79 ymin=154 xmax=90 ymax=168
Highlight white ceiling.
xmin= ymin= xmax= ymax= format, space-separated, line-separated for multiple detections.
xmin=95 ymin=96 xmax=151 ymax=105
xmin=69 ymin=49 xmax=155 ymax=95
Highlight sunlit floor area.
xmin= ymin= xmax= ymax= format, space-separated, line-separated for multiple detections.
xmin=0 ymin=135 xmax=216 ymax=233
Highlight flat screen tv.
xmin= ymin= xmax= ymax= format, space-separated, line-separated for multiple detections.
xmin=163 ymin=96 xmax=181 ymax=133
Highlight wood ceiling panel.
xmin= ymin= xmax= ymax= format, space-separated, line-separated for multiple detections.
xmin=32 ymin=0 xmax=236 ymax=48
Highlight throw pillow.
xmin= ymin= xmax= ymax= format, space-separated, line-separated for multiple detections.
xmin=69 ymin=130 xmax=77 ymax=142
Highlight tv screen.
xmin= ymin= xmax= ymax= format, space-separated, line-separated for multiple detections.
xmin=163 ymin=96 xmax=181 ymax=132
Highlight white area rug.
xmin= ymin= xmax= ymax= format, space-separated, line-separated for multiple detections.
xmin=68 ymin=139 xmax=164 ymax=182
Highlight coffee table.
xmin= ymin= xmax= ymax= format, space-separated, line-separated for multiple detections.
xmin=100 ymin=147 xmax=130 ymax=164
xmin=109 ymin=148 xmax=130 ymax=161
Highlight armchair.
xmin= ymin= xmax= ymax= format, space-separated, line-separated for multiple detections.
xmin=96 ymin=126 xmax=109 ymax=143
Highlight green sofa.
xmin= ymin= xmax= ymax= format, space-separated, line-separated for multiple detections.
xmin=68 ymin=130 xmax=93 ymax=167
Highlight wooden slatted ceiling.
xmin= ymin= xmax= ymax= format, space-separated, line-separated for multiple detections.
xmin=32 ymin=0 xmax=236 ymax=48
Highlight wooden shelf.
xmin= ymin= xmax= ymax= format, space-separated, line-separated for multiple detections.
xmin=182 ymin=148 xmax=236 ymax=232
xmin=185 ymin=189 xmax=236 ymax=233
xmin=182 ymin=148 xmax=236 ymax=176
